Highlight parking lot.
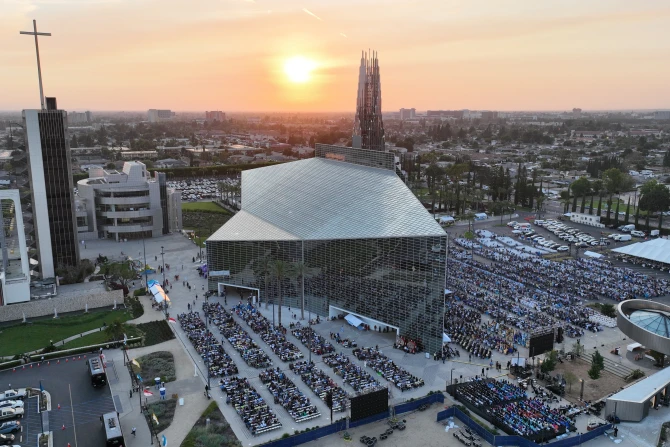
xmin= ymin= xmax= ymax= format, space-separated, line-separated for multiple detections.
xmin=0 ymin=355 xmax=118 ymax=447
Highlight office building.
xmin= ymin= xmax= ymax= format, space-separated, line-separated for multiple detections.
xmin=76 ymin=161 xmax=182 ymax=241
xmin=353 ymin=50 xmax=385 ymax=150
xmin=399 ymin=108 xmax=416 ymax=120
xmin=426 ymin=110 xmax=464 ymax=119
xmin=655 ymin=111 xmax=670 ymax=120
xmin=147 ymin=109 xmax=175 ymax=123
xmin=480 ymin=111 xmax=498 ymax=121
xmin=206 ymin=144 xmax=447 ymax=353
xmin=573 ymin=108 xmax=582 ymax=118
xmin=23 ymin=97 xmax=80 ymax=279
xmin=205 ymin=111 xmax=226 ymax=122
xmin=0 ymin=190 xmax=31 ymax=305
xmin=68 ymin=111 xmax=92 ymax=124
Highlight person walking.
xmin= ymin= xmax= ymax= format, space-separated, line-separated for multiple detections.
xmin=131 ymin=427 xmax=137 ymax=437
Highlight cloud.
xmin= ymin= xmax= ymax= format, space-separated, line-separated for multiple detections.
xmin=340 ymin=32 xmax=347 ymax=38
xmin=302 ymin=8 xmax=322 ymax=21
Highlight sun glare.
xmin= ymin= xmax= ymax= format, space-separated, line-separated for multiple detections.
xmin=284 ymin=56 xmax=316 ymax=83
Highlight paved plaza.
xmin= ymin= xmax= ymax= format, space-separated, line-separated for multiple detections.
xmin=76 ymin=231 xmax=670 ymax=447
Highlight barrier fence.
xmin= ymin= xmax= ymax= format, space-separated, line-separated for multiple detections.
xmin=258 ymin=392 xmax=445 ymax=447
xmin=436 ymin=407 xmax=613 ymax=447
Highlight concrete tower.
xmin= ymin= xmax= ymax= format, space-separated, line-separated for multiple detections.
xmin=353 ymin=50 xmax=385 ymax=151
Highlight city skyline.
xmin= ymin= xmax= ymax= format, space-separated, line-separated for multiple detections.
xmin=2 ymin=0 xmax=669 ymax=112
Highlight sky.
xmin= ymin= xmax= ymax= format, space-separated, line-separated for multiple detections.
xmin=1 ymin=0 xmax=669 ymax=112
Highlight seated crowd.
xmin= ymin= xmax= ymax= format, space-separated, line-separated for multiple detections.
xmin=220 ymin=376 xmax=282 ymax=435
xmin=291 ymin=326 xmax=336 ymax=355
xmin=232 ymin=303 xmax=304 ymax=362
xmin=323 ymin=353 xmax=383 ymax=393
xmin=203 ymin=302 xmax=273 ymax=369
xmin=353 ymin=347 xmax=425 ymax=391
xmin=291 ymin=360 xmax=349 ymax=412
xmin=177 ymin=311 xmax=238 ymax=377
xmin=259 ymin=367 xmax=320 ymax=422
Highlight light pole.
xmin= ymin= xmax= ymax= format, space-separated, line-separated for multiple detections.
xmin=450 ymin=368 xmax=455 ymax=385
xmin=579 ymin=379 xmax=585 ymax=401
xmin=160 ymin=246 xmax=167 ymax=317
xmin=142 ymin=236 xmax=148 ymax=292
xmin=308 ymin=307 xmax=312 ymax=365
xmin=204 ymin=295 xmax=211 ymax=391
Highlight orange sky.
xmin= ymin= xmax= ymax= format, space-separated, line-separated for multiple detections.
xmin=1 ymin=0 xmax=669 ymax=112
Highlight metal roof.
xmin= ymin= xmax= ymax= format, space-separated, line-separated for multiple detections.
xmin=612 ymin=238 xmax=670 ymax=265
xmin=608 ymin=366 xmax=670 ymax=404
xmin=209 ymin=157 xmax=445 ymax=242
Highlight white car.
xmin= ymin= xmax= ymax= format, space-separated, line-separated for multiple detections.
xmin=631 ymin=230 xmax=646 ymax=238
xmin=557 ymin=246 xmax=569 ymax=252
xmin=506 ymin=221 xmax=518 ymax=227
xmin=0 ymin=390 xmax=26 ymax=402
xmin=0 ymin=401 xmax=23 ymax=410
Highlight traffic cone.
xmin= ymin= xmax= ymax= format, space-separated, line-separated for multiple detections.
xmin=37 ymin=363 xmax=40 ymax=367
xmin=72 ymin=357 xmax=76 ymax=361
xmin=66 ymin=359 xmax=68 ymax=363
xmin=62 ymin=424 xmax=65 ymax=430
xmin=83 ymin=355 xmax=86 ymax=359
xmin=78 ymin=356 xmax=81 ymax=360
xmin=12 ymin=368 xmax=15 ymax=372
xmin=29 ymin=364 xmax=32 ymax=368
xmin=22 ymin=365 xmax=25 ymax=369
xmin=57 ymin=404 xmax=61 ymax=410
xmin=47 ymin=361 xmax=50 ymax=366
xmin=57 ymin=359 xmax=60 ymax=364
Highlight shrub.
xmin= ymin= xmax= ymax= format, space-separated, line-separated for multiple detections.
xmin=145 ymin=399 xmax=177 ymax=433
xmin=281 ymin=433 xmax=290 ymax=439
xmin=133 ymin=288 xmax=146 ymax=297
xmin=136 ymin=351 xmax=176 ymax=383
xmin=625 ymin=369 xmax=645 ymax=382
xmin=136 ymin=320 xmax=175 ymax=346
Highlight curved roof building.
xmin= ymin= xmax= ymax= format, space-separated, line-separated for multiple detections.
xmin=617 ymin=299 xmax=670 ymax=355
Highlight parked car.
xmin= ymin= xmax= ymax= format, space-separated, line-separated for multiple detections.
xmin=0 ymin=402 xmax=22 ymax=411
xmin=0 ymin=422 xmax=20 ymax=435
xmin=631 ymin=230 xmax=646 ymax=238
xmin=0 ymin=434 xmax=15 ymax=446
xmin=506 ymin=221 xmax=518 ymax=227
xmin=0 ymin=391 xmax=25 ymax=403
xmin=557 ymin=246 xmax=569 ymax=252
xmin=0 ymin=409 xmax=23 ymax=422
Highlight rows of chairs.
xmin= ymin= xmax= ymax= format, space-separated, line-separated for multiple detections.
xmin=177 ymin=312 xmax=238 ymax=377
xmin=322 ymin=353 xmax=383 ymax=393
xmin=291 ymin=360 xmax=349 ymax=412
xmin=232 ymin=303 xmax=304 ymax=362
xmin=220 ymin=376 xmax=282 ymax=435
xmin=259 ymin=367 xmax=321 ymax=422
xmin=353 ymin=348 xmax=424 ymax=391
xmin=486 ymin=398 xmax=574 ymax=441
xmin=291 ymin=326 xmax=336 ymax=355
xmin=450 ymin=332 xmax=493 ymax=359
xmin=204 ymin=302 xmax=273 ymax=369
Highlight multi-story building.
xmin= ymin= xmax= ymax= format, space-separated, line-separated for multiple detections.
xmin=68 ymin=111 xmax=92 ymax=124
xmin=205 ymin=111 xmax=226 ymax=122
xmin=655 ymin=111 xmax=670 ymax=120
xmin=426 ymin=110 xmax=464 ymax=119
xmin=147 ymin=109 xmax=175 ymax=123
xmin=399 ymin=108 xmax=416 ymax=120
xmin=0 ymin=190 xmax=31 ymax=305
xmin=480 ymin=110 xmax=498 ymax=121
xmin=573 ymin=108 xmax=582 ymax=118
xmin=23 ymin=97 xmax=80 ymax=279
xmin=76 ymin=161 xmax=182 ymax=241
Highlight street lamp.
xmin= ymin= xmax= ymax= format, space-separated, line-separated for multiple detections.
xmin=579 ymin=379 xmax=585 ymax=401
xmin=142 ymin=236 xmax=148 ymax=292
xmin=308 ymin=307 xmax=312 ymax=365
xmin=204 ymin=294 xmax=211 ymax=391
xmin=450 ymin=368 xmax=455 ymax=385
xmin=160 ymin=246 xmax=167 ymax=318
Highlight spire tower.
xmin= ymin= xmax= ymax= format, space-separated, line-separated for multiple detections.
xmin=353 ymin=50 xmax=385 ymax=151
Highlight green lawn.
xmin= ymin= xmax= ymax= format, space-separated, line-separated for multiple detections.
xmin=61 ymin=323 xmax=141 ymax=350
xmin=0 ymin=310 xmax=133 ymax=357
xmin=181 ymin=201 xmax=231 ymax=213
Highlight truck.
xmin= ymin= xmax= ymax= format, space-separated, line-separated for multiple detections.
xmin=613 ymin=234 xmax=632 ymax=242
xmin=620 ymin=224 xmax=635 ymax=233
xmin=651 ymin=229 xmax=660 ymax=237
xmin=0 ymin=390 xmax=26 ymax=402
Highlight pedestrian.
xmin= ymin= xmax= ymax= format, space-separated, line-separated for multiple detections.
xmin=131 ymin=427 xmax=137 ymax=437
xmin=193 ymin=299 xmax=195 ymax=307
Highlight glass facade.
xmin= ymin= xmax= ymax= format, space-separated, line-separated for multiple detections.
xmin=207 ymin=235 xmax=447 ymax=353
xmin=37 ymin=111 xmax=79 ymax=268
xmin=630 ymin=310 xmax=670 ymax=337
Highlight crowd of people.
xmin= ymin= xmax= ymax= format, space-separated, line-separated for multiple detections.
xmin=177 ymin=311 xmax=238 ymax=377
xmin=220 ymin=376 xmax=282 ymax=435
xmin=203 ymin=302 xmax=273 ymax=368
xmin=322 ymin=353 xmax=383 ymax=394
xmin=352 ymin=347 xmax=425 ymax=391
xmin=259 ymin=367 xmax=321 ymax=422
xmin=457 ymin=378 xmax=574 ymax=441
xmin=291 ymin=326 xmax=336 ymax=355
xmin=291 ymin=360 xmax=349 ymax=412
xmin=232 ymin=303 xmax=304 ymax=362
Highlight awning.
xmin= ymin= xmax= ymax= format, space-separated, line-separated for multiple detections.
xmin=627 ymin=342 xmax=643 ymax=352
xmin=583 ymin=250 xmax=604 ymax=259
xmin=443 ymin=333 xmax=451 ymax=343
xmin=149 ymin=284 xmax=171 ymax=304
xmin=344 ymin=314 xmax=364 ymax=328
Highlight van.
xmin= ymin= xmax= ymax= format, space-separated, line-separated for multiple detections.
xmin=651 ymin=230 xmax=660 ymax=237
xmin=620 ymin=225 xmax=635 ymax=233
xmin=0 ymin=407 xmax=23 ymax=421
xmin=613 ymin=234 xmax=632 ymax=242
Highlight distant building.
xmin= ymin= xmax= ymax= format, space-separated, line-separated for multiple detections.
xmin=68 ymin=111 xmax=92 ymax=124
xmin=399 ymin=108 xmax=416 ymax=120
xmin=205 ymin=111 xmax=226 ymax=122
xmin=655 ymin=111 xmax=670 ymax=120
xmin=480 ymin=111 xmax=498 ymax=121
xmin=23 ymin=97 xmax=80 ymax=279
xmin=120 ymin=151 xmax=158 ymax=160
xmin=76 ymin=161 xmax=182 ymax=241
xmin=572 ymin=108 xmax=582 ymax=118
xmin=147 ymin=109 xmax=175 ymax=123
xmin=426 ymin=110 xmax=464 ymax=119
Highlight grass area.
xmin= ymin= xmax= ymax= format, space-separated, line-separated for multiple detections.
xmin=0 ymin=310 xmax=133 ymax=357
xmin=136 ymin=320 xmax=176 ymax=346
xmin=134 ymin=351 xmax=176 ymax=383
xmin=182 ymin=210 xmax=231 ymax=239
xmin=181 ymin=201 xmax=231 ymax=213
xmin=181 ymin=401 xmax=240 ymax=447
xmin=62 ymin=324 xmax=141 ymax=350
xmin=146 ymin=399 xmax=178 ymax=434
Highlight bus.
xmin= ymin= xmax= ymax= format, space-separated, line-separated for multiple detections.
xmin=102 ymin=412 xmax=125 ymax=447
xmin=87 ymin=356 xmax=107 ymax=388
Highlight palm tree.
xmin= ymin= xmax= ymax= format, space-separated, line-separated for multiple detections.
xmin=258 ymin=257 xmax=273 ymax=309
xmin=272 ymin=260 xmax=289 ymax=327
xmin=292 ymin=261 xmax=313 ymax=320
xmin=105 ymin=319 xmax=125 ymax=341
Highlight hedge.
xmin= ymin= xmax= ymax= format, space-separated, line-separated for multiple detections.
xmin=26 ymin=337 xmax=143 ymax=362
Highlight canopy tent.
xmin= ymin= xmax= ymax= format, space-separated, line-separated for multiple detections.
xmin=439 ymin=216 xmax=455 ymax=224
xmin=627 ymin=342 xmax=643 ymax=352
xmin=474 ymin=212 xmax=487 ymax=220
xmin=583 ymin=250 xmax=604 ymax=259
xmin=149 ymin=283 xmax=170 ymax=304
xmin=612 ymin=238 xmax=670 ymax=265
xmin=510 ymin=358 xmax=526 ymax=367
xmin=344 ymin=314 xmax=364 ymax=329
xmin=442 ymin=333 xmax=452 ymax=343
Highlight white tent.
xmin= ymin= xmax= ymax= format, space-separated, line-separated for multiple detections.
xmin=344 ymin=314 xmax=364 ymax=329
xmin=627 ymin=342 xmax=643 ymax=352
xmin=439 ymin=216 xmax=455 ymax=224
xmin=442 ymin=333 xmax=452 ymax=343
xmin=583 ymin=250 xmax=604 ymax=259
xmin=612 ymin=238 xmax=670 ymax=265
xmin=149 ymin=284 xmax=170 ymax=304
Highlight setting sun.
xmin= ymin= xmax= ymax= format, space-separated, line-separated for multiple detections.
xmin=283 ymin=56 xmax=316 ymax=83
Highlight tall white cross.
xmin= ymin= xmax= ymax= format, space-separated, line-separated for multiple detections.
xmin=20 ymin=20 xmax=51 ymax=110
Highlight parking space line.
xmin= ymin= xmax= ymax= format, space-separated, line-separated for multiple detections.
xmin=69 ymin=384 xmax=78 ymax=447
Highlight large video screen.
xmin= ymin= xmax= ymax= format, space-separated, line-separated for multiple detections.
xmin=529 ymin=332 xmax=555 ymax=357
xmin=350 ymin=388 xmax=389 ymax=421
